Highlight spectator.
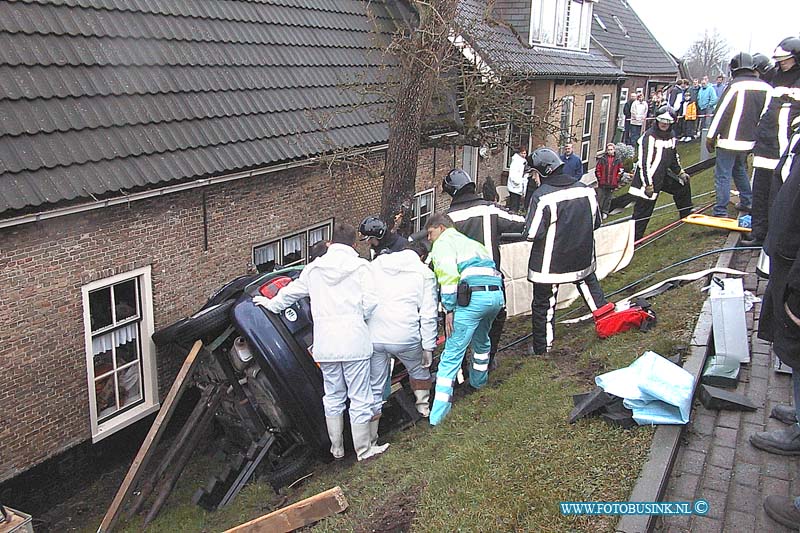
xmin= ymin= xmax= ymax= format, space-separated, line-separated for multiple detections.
xmin=482 ymin=176 xmax=499 ymax=203
xmin=696 ymin=76 xmax=719 ymax=133
xmin=560 ymin=143 xmax=584 ymax=180
xmin=594 ymin=143 xmax=624 ymax=217
xmin=680 ymin=92 xmax=698 ymax=142
xmin=706 ymin=52 xmax=772 ymax=217
xmin=713 ymin=74 xmax=726 ymax=101
xmin=622 ymin=97 xmax=634 ymax=144
xmin=668 ymin=80 xmax=689 ymax=141
xmin=506 ymin=145 xmax=528 ymax=213
xmin=629 ymin=92 xmax=649 ymax=145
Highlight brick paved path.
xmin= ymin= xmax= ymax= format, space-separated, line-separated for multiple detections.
xmin=659 ymin=250 xmax=797 ymax=533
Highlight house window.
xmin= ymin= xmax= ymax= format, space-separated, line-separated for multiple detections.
xmin=253 ymin=220 xmax=333 ymax=271
xmin=82 ymin=266 xmax=159 ymax=442
xmin=505 ymin=97 xmax=535 ymax=168
xmin=580 ymin=140 xmax=591 ymax=167
xmin=598 ymin=94 xmax=612 ymax=151
xmin=530 ymin=0 xmax=594 ymax=50
xmin=409 ymin=189 xmax=435 ymax=232
xmin=582 ymin=97 xmax=594 ymax=137
xmin=593 ymin=13 xmax=607 ymax=31
xmin=559 ymin=95 xmax=574 ymax=147
xmin=618 ymin=88 xmax=629 ymax=129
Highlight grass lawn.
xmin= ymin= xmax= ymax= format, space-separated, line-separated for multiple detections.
xmin=98 ymin=141 xmax=733 ymax=533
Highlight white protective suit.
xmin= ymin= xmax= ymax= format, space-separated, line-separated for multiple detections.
xmin=507 ymin=152 xmax=528 ymax=196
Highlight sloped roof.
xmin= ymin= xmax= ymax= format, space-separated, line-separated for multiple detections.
xmin=0 ymin=0 xmax=402 ymax=215
xmin=458 ymin=0 xmax=625 ymax=79
xmin=592 ymin=0 xmax=678 ymax=77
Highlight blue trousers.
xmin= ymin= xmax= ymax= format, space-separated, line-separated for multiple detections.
xmin=714 ymin=148 xmax=752 ymax=217
xmin=430 ymin=290 xmax=504 ymax=425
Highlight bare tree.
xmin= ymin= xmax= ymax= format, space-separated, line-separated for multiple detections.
xmin=683 ymin=29 xmax=730 ymax=78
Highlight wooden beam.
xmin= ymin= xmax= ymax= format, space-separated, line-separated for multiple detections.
xmin=97 ymin=340 xmax=205 ymax=533
xmin=222 ymin=487 xmax=349 ymax=533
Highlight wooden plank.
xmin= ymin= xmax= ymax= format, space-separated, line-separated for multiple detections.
xmin=223 ymin=486 xmax=348 ymax=533
xmin=97 ymin=340 xmax=204 ymax=533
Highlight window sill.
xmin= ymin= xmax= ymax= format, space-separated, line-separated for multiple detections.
xmin=91 ymin=402 xmax=160 ymax=443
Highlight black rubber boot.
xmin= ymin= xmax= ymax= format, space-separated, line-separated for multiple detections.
xmin=750 ymin=423 xmax=800 ymax=455
xmin=770 ymin=404 xmax=798 ymax=425
xmin=764 ymin=495 xmax=800 ymax=528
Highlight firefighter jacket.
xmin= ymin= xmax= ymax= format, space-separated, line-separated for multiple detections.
xmin=368 ymin=249 xmax=439 ymax=351
xmin=446 ymin=191 xmax=525 ymax=272
xmin=369 ymin=231 xmax=408 ymax=259
xmin=707 ymin=74 xmax=772 ymax=151
xmin=524 ymin=173 xmax=601 ymax=284
xmin=595 ymin=154 xmax=624 ymax=188
xmin=753 ymin=77 xmax=800 ymax=170
xmin=428 ymin=228 xmax=501 ymax=312
xmin=629 ymin=125 xmax=684 ymax=201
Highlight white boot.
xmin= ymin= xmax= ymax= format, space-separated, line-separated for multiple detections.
xmin=325 ymin=415 xmax=345 ymax=460
xmin=352 ymin=422 xmax=389 ymax=461
xmin=413 ymin=389 xmax=430 ymax=417
xmin=369 ymin=418 xmax=380 ymax=447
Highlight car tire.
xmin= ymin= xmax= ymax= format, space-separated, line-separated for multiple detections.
xmin=266 ymin=444 xmax=316 ymax=490
xmin=152 ymin=299 xmax=235 ymax=347
xmin=204 ymin=274 xmax=259 ymax=309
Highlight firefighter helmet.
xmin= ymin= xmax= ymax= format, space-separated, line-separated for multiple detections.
xmin=358 ymin=216 xmax=387 ymax=241
xmin=655 ymin=105 xmax=677 ymax=124
xmin=752 ymin=52 xmax=774 ymax=75
xmin=442 ymin=168 xmax=475 ymax=197
xmin=773 ymin=36 xmax=800 ymax=62
xmin=730 ymin=52 xmax=756 ymax=73
xmin=529 ymin=148 xmax=564 ymax=177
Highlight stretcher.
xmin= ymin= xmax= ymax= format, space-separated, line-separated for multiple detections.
xmin=683 ymin=213 xmax=751 ymax=233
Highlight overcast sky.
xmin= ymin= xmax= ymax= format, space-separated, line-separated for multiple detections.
xmin=626 ymin=0 xmax=799 ymax=59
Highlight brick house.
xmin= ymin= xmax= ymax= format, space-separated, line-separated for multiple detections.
xmin=0 ymin=0 xmax=510 ymax=488
xmin=591 ymin=0 xmax=680 ymax=132
xmin=460 ymin=0 xmax=626 ymax=174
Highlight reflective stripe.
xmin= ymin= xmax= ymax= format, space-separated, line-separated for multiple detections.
xmin=437 ymin=377 xmax=454 ymax=387
xmin=472 ymin=363 xmax=489 ymax=372
xmin=441 ymin=284 xmax=457 ymax=294
xmin=461 ymin=266 xmax=500 ymax=278
xmin=716 ymin=138 xmax=756 ymax=151
xmin=752 ymin=156 xmax=778 ymax=169
xmin=434 ymin=391 xmax=452 ymax=403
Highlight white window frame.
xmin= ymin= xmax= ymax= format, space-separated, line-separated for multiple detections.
xmin=410 ymin=188 xmax=435 ymax=233
xmin=559 ymin=95 xmax=575 ymax=147
xmin=530 ymin=0 xmax=594 ymax=51
xmin=597 ymin=94 xmax=612 ymax=153
xmin=618 ymin=88 xmax=629 ymax=129
xmin=82 ymin=266 xmax=159 ymax=442
xmin=253 ymin=219 xmax=333 ymax=270
xmin=582 ymin=98 xmax=594 ymax=137
xmin=580 ymin=140 xmax=591 ymax=166
xmin=462 ymin=146 xmax=479 ymax=180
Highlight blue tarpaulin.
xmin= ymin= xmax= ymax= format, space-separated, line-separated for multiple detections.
xmin=595 ymin=351 xmax=694 ymax=425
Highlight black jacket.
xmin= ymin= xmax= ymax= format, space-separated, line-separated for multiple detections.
xmin=524 ymin=174 xmax=600 ymax=284
xmin=446 ymin=191 xmax=525 ymax=271
xmin=370 ymin=232 xmax=408 ymax=258
xmin=753 ymin=71 xmax=800 ymax=169
xmin=629 ymin=125 xmax=683 ymax=200
xmin=707 ymin=74 xmax=772 ymax=151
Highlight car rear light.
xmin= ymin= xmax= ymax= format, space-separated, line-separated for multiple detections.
xmin=258 ymin=276 xmax=292 ymax=298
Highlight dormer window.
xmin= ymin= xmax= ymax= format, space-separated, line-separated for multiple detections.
xmin=530 ymin=0 xmax=594 ymax=51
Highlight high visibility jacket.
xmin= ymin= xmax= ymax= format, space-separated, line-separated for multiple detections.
xmin=629 ymin=126 xmax=683 ymax=200
xmin=428 ymin=228 xmax=501 ymax=311
xmin=524 ymin=173 xmax=601 ymax=284
xmin=707 ymin=74 xmax=772 ymax=151
xmin=753 ymin=82 xmax=800 ymax=170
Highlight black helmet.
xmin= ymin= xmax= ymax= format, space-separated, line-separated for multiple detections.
xmin=654 ymin=105 xmax=677 ymax=124
xmin=442 ymin=168 xmax=475 ymax=197
xmin=752 ymin=52 xmax=774 ymax=75
xmin=358 ymin=216 xmax=387 ymax=241
xmin=730 ymin=52 xmax=756 ymax=73
xmin=529 ymin=148 xmax=564 ymax=177
xmin=773 ymin=36 xmax=800 ymax=61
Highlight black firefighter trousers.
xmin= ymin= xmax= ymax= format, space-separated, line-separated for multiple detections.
xmin=632 ymin=178 xmax=693 ymax=241
xmin=530 ymin=272 xmax=607 ymax=355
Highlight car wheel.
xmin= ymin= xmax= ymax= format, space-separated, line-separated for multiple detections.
xmin=266 ymin=444 xmax=316 ymax=491
xmin=204 ymin=274 xmax=259 ymax=309
xmin=152 ymin=299 xmax=235 ymax=347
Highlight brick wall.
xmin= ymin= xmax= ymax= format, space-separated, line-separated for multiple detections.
xmin=0 ymin=146 xmax=458 ymax=482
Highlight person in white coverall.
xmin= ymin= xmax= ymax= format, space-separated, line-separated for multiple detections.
xmin=368 ymin=241 xmax=439 ymax=433
xmin=254 ymin=223 xmax=389 ymax=461
xmin=506 ymin=145 xmax=529 ymax=213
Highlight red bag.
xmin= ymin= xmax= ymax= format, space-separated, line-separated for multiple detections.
xmin=592 ymin=299 xmax=657 ymax=339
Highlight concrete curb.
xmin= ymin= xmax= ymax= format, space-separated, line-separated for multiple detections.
xmin=616 ymin=230 xmax=741 ymax=533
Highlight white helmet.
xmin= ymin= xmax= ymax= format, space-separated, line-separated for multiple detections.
xmin=655 ymin=105 xmax=676 ymax=124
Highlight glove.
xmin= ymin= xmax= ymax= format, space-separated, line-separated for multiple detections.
xmin=679 ymin=172 xmax=690 ymax=183
xmin=644 ymin=185 xmax=654 ymax=197
xmin=421 ymin=350 xmax=433 ymax=368
xmin=705 ymin=138 xmax=715 ymax=153
xmin=785 ymin=289 xmax=800 ymax=327
xmin=253 ymin=295 xmax=272 ymax=309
